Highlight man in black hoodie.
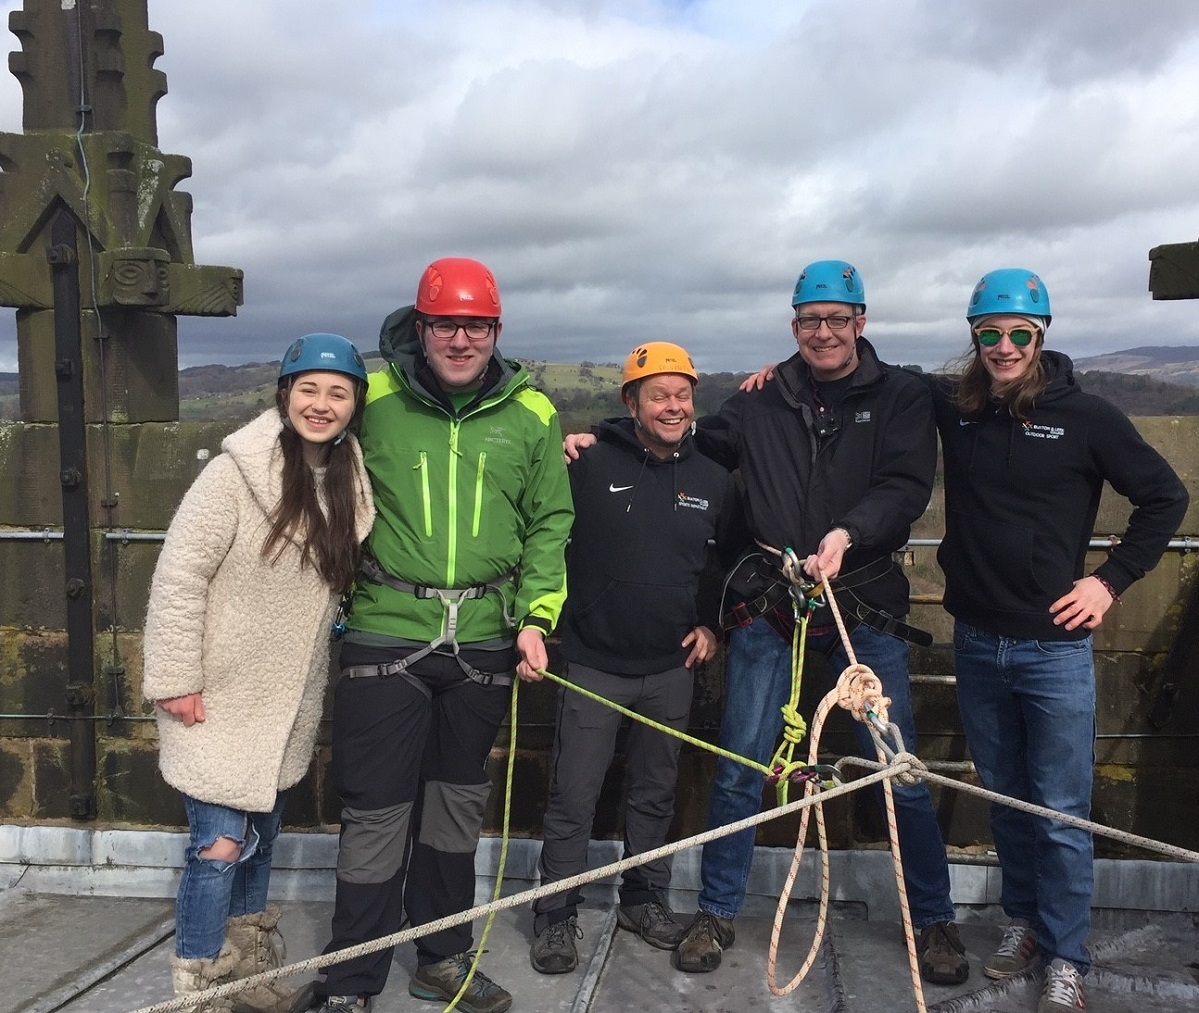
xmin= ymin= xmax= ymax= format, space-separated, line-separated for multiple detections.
xmin=671 ymin=260 xmax=968 ymax=983
xmin=530 ymin=342 xmax=741 ymax=976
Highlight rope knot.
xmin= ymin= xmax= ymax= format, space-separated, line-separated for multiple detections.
xmin=890 ymin=750 xmax=927 ymax=787
xmin=780 ymin=703 xmax=808 ymax=744
xmin=834 ymin=662 xmax=891 ymax=726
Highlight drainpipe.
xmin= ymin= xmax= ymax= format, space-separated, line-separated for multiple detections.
xmin=49 ymin=207 xmax=97 ymax=820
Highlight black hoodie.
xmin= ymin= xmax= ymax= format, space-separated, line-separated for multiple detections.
xmin=560 ymin=417 xmax=742 ymax=676
xmin=933 ymin=350 xmax=1189 ymax=640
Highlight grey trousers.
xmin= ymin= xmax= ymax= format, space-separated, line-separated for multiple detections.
xmin=533 ymin=661 xmax=693 ymax=932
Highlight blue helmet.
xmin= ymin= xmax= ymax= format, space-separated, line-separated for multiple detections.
xmin=966 ymin=269 xmax=1052 ymax=325
xmin=792 ymin=260 xmax=866 ymax=309
xmin=278 ymin=333 xmax=367 ymax=385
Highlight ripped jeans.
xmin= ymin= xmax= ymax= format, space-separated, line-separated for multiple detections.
xmin=175 ymin=792 xmax=287 ymax=959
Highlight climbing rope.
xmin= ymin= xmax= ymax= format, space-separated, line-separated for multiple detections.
xmin=121 ymin=742 xmax=1199 ymax=1013
xmin=122 ymin=765 xmax=907 ymax=1013
xmin=755 ymin=567 xmax=925 ymax=1009
xmin=122 ymin=559 xmax=1199 ymax=1013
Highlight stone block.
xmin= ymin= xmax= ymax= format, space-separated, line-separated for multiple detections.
xmin=31 ymin=738 xmax=71 ymax=819
xmin=1092 ymin=764 xmax=1199 ymax=856
xmin=14 ymin=307 xmax=181 ymax=423
xmin=97 ymin=738 xmax=179 ymax=824
xmin=96 ymin=420 xmax=236 ymax=529
xmin=0 ymin=630 xmax=70 ymax=737
xmin=0 ymin=739 xmax=34 ymax=817
xmin=0 ymin=421 xmax=63 ymax=526
xmin=0 ymin=541 xmax=66 ymax=629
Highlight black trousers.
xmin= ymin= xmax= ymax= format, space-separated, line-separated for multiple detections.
xmin=319 ymin=643 xmax=513 ymax=998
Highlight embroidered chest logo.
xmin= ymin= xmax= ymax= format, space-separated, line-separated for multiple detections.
xmin=854 ymin=411 xmax=871 ymax=423
xmin=483 ymin=424 xmax=512 ymax=446
xmin=676 ymin=492 xmax=710 ymax=511
xmin=1020 ymin=422 xmax=1064 ymax=440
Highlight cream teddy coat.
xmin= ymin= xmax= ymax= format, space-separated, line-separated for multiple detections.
xmin=143 ymin=410 xmax=375 ymax=812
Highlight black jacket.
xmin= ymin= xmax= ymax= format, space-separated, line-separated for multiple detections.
xmin=933 ymin=350 xmax=1189 ymax=640
xmin=560 ymin=417 xmax=741 ymax=675
xmin=695 ymin=336 xmax=936 ymax=619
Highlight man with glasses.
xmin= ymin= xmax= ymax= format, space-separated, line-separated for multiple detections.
xmin=315 ymin=257 xmax=573 ymax=1013
xmin=662 ymin=260 xmax=967 ymax=983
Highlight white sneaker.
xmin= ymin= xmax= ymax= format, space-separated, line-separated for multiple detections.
xmin=1038 ymin=958 xmax=1086 ymax=1012
xmin=984 ymin=918 xmax=1038 ymax=979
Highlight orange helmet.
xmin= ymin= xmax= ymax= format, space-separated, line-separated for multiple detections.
xmin=415 ymin=257 xmax=501 ymax=318
xmin=621 ymin=342 xmax=699 ymax=389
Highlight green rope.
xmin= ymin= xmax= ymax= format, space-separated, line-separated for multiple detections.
xmin=442 ymin=677 xmax=521 ymax=1013
xmin=770 ymin=595 xmax=816 ymax=805
xmin=536 ymin=667 xmax=774 ymax=778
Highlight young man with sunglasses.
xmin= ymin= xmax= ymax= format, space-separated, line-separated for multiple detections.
xmin=314 ymin=257 xmax=573 ymax=1013
xmin=931 ymin=268 xmax=1188 ymax=1013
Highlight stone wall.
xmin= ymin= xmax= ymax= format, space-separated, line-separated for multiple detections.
xmin=1 ymin=415 xmax=1197 ymax=860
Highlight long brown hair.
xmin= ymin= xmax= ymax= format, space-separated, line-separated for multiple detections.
xmin=952 ymin=332 xmax=1047 ymax=420
xmin=260 ymin=382 xmax=367 ymax=591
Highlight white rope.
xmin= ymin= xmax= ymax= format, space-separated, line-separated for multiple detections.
xmin=123 ymin=765 xmax=906 ymax=1013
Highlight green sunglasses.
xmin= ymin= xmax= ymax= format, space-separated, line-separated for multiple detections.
xmin=973 ymin=326 xmax=1038 ymax=348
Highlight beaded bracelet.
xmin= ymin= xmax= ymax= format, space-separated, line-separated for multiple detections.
xmin=1091 ymin=572 xmax=1122 ymax=604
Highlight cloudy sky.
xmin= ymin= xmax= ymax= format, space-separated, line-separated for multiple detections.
xmin=2 ymin=0 xmax=1199 ymax=374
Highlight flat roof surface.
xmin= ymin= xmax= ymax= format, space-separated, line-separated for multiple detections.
xmin=3 ymin=870 xmax=1197 ymax=1013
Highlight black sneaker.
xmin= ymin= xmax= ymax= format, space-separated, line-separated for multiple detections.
xmin=917 ymin=921 xmax=970 ymax=985
xmin=617 ymin=899 xmax=688 ymax=950
xmin=314 ymin=998 xmax=371 ymax=1013
xmin=673 ymin=911 xmax=735 ymax=973
xmin=409 ymin=952 xmax=512 ymax=1013
xmin=530 ymin=915 xmax=582 ymax=974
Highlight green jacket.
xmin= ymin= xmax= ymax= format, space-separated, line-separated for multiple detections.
xmin=347 ymin=305 xmax=573 ymax=647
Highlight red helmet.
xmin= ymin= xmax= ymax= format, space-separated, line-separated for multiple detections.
xmin=415 ymin=257 xmax=501 ymax=318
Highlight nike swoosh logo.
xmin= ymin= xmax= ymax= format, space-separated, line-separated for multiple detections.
xmin=959 ymin=419 xmax=976 ymax=426
xmin=609 ymin=484 xmax=634 ymax=493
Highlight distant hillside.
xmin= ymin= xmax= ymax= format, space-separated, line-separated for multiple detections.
xmin=4 ymin=356 xmax=1199 ymax=421
xmin=1074 ymin=346 xmax=1199 ymax=386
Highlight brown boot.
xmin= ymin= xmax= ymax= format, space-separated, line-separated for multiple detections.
xmin=224 ymin=907 xmax=314 ymax=1013
xmin=170 ymin=948 xmax=238 ymax=1012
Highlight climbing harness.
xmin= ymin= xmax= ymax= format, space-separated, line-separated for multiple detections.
xmin=340 ymin=554 xmax=519 ymax=687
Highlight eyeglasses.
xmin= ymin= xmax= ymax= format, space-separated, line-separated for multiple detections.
xmin=795 ymin=314 xmax=855 ymax=331
xmin=973 ymin=325 xmax=1038 ymax=348
xmin=425 ymin=319 xmax=496 ymax=341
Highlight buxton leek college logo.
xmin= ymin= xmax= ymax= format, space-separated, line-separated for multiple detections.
xmin=676 ymin=492 xmax=709 ymax=511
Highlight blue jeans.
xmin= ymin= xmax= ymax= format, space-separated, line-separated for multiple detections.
xmin=953 ymin=621 xmax=1095 ymax=973
xmin=175 ymin=792 xmax=286 ymax=959
xmin=698 ymin=615 xmax=955 ymax=928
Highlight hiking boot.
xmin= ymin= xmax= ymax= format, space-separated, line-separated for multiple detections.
xmin=314 ymin=998 xmax=371 ymax=1013
xmin=617 ymin=898 xmax=688 ymax=950
xmin=985 ymin=919 xmax=1039 ymax=979
xmin=1039 ymin=958 xmax=1086 ymax=1012
xmin=917 ymin=921 xmax=969 ymax=985
xmin=169 ymin=948 xmax=238 ymax=1013
xmin=673 ymin=911 xmax=735 ymax=973
xmin=225 ymin=907 xmax=313 ymax=1013
xmin=409 ymin=952 xmax=512 ymax=1013
xmin=530 ymin=915 xmax=582 ymax=974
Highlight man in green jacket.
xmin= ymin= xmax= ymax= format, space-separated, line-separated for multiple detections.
xmin=315 ymin=258 xmax=574 ymax=1013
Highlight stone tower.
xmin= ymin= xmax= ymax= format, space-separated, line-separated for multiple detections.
xmin=0 ymin=0 xmax=242 ymax=819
